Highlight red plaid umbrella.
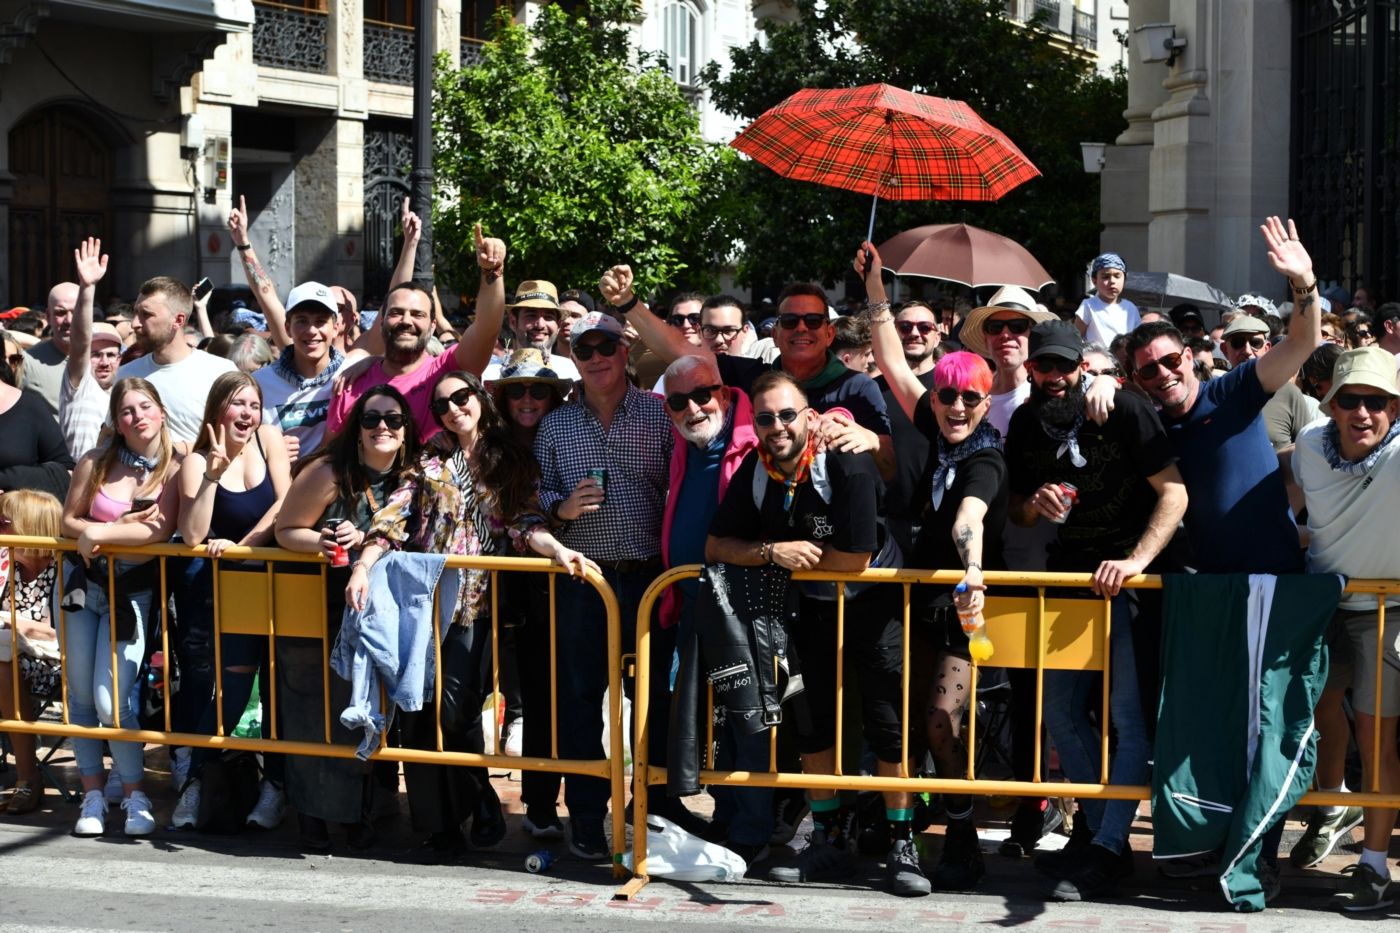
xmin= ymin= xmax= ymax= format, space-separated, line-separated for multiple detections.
xmin=731 ymin=83 xmax=1039 ymax=243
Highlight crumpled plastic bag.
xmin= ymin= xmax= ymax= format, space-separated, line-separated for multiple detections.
xmin=620 ymin=813 xmax=748 ymax=882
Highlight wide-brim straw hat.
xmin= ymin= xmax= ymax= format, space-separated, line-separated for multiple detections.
xmin=958 ymin=285 xmax=1055 ymax=358
xmin=489 ymin=347 xmax=573 ymax=396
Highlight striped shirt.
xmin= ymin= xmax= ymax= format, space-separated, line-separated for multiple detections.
xmin=534 ymin=385 xmax=674 ymax=561
xmin=58 ymin=369 xmax=109 ymax=461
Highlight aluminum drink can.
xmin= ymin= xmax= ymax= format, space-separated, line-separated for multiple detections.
xmin=525 ymin=850 xmax=556 ymax=873
xmin=1048 ymin=482 xmax=1078 ymax=525
xmin=323 ymin=518 xmax=349 ymax=567
xmin=587 ymin=468 xmax=608 ymax=491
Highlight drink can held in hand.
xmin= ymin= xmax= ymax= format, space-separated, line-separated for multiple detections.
xmin=1048 ymin=482 xmax=1078 ymax=525
xmin=525 ymin=850 xmax=556 ymax=873
xmin=323 ymin=518 xmax=349 ymax=567
xmin=588 ymin=468 xmax=608 ymax=492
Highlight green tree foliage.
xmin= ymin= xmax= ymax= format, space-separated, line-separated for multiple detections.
xmin=434 ymin=0 xmax=738 ymax=297
xmin=702 ymin=0 xmax=1127 ymax=290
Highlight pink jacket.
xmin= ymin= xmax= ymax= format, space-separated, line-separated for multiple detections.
xmin=658 ymin=387 xmax=758 ymax=628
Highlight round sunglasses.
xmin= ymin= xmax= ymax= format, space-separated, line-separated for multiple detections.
xmin=896 ymin=320 xmax=938 ymax=336
xmin=934 ymin=388 xmax=986 ymax=407
xmin=753 ymin=406 xmax=808 ymax=428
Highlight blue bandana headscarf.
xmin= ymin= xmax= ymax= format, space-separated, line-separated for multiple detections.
xmin=1090 ymin=253 xmax=1126 ymax=276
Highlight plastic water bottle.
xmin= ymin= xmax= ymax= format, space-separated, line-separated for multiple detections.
xmin=954 ymin=583 xmax=994 ymax=662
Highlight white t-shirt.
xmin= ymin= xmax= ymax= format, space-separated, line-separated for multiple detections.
xmin=59 ymin=368 xmax=110 ymax=461
xmin=1076 ymin=295 xmax=1141 ymax=346
xmin=481 ymin=353 xmax=579 ymax=383
xmin=987 ymin=380 xmax=1032 ymax=437
xmin=116 ymin=349 xmax=239 ymax=444
xmin=1294 ymin=419 xmax=1400 ymax=609
xmin=254 ymin=355 xmax=345 ymax=458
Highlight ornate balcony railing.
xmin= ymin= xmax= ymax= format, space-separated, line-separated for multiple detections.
xmin=460 ymin=36 xmax=486 ymax=68
xmin=1073 ymin=9 xmax=1097 ymax=49
xmin=364 ymin=20 xmax=415 ymax=85
xmin=252 ymin=1 xmax=329 ymax=74
xmin=1032 ymin=0 xmax=1063 ymax=31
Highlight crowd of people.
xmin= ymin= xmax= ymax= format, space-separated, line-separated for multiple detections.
xmin=0 ymin=202 xmax=1397 ymax=915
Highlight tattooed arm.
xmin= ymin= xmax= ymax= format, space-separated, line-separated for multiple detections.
xmin=951 ymin=495 xmax=988 ymax=613
xmin=229 ymin=194 xmax=291 ymax=349
xmin=1256 ymin=215 xmax=1320 ymax=394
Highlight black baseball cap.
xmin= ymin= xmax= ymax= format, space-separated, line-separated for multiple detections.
xmin=1027 ymin=321 xmax=1084 ymax=361
xmin=558 ymin=289 xmax=596 ymax=315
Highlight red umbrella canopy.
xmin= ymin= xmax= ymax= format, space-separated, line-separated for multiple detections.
xmin=731 ymin=83 xmax=1040 ymax=202
xmin=878 ymin=223 xmax=1053 ymax=290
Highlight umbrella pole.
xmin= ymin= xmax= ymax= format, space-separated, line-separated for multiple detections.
xmin=865 ymin=192 xmax=879 ymax=247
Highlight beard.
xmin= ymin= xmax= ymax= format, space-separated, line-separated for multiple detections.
xmin=383 ymin=323 xmax=428 ymax=364
xmin=1030 ymin=378 xmax=1086 ymax=429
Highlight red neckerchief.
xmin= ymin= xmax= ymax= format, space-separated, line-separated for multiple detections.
xmin=756 ymin=434 xmax=817 ymax=512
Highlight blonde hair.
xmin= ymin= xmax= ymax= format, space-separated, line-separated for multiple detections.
xmin=82 ymin=378 xmax=176 ymax=511
xmin=1 ymin=489 xmax=63 ymax=559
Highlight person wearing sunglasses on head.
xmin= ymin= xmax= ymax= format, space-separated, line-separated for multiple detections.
xmin=705 ymin=370 xmax=924 ymax=898
xmin=652 ymin=294 xmax=753 ymax=397
xmin=1006 ymin=320 xmax=1187 ymax=903
xmin=1123 ymin=218 xmax=1323 ymax=905
xmin=599 ymin=265 xmax=896 ymax=481
xmin=1291 ymin=346 xmax=1400 ymax=913
xmin=274 ymin=385 xmax=419 ymax=852
xmin=531 ymin=308 xmax=678 ymax=860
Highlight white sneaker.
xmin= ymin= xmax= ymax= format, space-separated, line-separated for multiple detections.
xmin=504 ymin=718 xmax=523 ymax=758
xmin=104 ymin=768 xmax=124 ymax=802
xmin=170 ymin=747 xmax=191 ymax=792
xmin=246 ymin=781 xmax=285 ymax=829
xmin=73 ymin=789 xmax=108 ymax=837
xmin=122 ymin=790 xmax=156 ymax=836
xmin=171 ymin=778 xmax=201 ymax=830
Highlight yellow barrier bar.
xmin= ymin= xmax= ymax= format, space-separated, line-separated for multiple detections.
xmin=58 ymin=548 xmax=70 ymax=725
xmin=1374 ymin=595 xmax=1385 ymax=794
xmin=320 ymin=563 xmax=331 ymax=745
xmin=966 ymin=641 xmax=977 ymax=779
xmin=899 ymin=582 xmax=910 ymax=780
xmin=265 ymin=562 xmax=278 ymax=741
xmin=1100 ymin=593 xmax=1111 ymax=785
xmin=491 ymin=570 xmax=501 ymax=755
xmin=1033 ymin=586 xmax=1045 ymax=783
xmin=549 ymin=574 xmax=558 ymax=760
xmin=7 ymin=555 xmax=19 ymax=724
xmin=433 ymin=581 xmax=444 ymax=753
xmin=107 ymin=556 xmax=120 ymax=729
xmin=212 ymin=556 xmax=225 ymax=736
xmin=605 ymin=574 xmax=627 ymax=882
xmin=833 ymin=581 xmax=844 ymax=778
xmin=160 ymin=557 xmax=172 ymax=733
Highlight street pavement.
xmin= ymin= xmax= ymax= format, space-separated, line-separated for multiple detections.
xmin=0 ymin=748 xmax=1394 ymax=932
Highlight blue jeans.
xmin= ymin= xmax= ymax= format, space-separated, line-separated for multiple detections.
xmin=1042 ymin=595 xmax=1149 ymax=854
xmin=554 ymin=565 xmax=668 ymax=827
xmin=60 ymin=579 xmax=151 ymax=784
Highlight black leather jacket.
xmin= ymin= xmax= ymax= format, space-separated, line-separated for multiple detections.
xmin=667 ymin=562 xmax=803 ymax=797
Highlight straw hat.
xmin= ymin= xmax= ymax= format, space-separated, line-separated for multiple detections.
xmin=958 ymin=285 xmax=1055 ymax=358
xmin=489 ymin=347 xmax=573 ymax=396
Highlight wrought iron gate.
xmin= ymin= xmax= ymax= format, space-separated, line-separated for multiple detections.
xmin=1291 ymin=1 xmax=1400 ymax=303
xmin=362 ymin=123 xmax=413 ymax=305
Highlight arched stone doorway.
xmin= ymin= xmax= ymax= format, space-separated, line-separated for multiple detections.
xmin=7 ymin=104 xmax=112 ymax=307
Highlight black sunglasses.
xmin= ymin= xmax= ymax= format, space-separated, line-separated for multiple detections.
xmin=430 ymin=386 xmax=477 ymax=417
xmin=1228 ymin=334 xmax=1267 ymax=351
xmin=1135 ymin=351 xmax=1184 ymax=380
xmin=1333 ymin=392 xmax=1394 ymax=412
xmin=753 ymin=407 xmax=808 ymax=428
xmin=665 ymin=384 xmax=722 ymax=412
xmin=360 ymin=410 xmax=406 ymax=430
xmin=778 ymin=313 xmax=827 ymax=331
xmin=1353 ymin=328 xmax=1373 ymax=340
xmin=503 ymin=382 xmax=554 ymax=401
xmin=573 ymin=339 xmax=620 ymax=361
xmin=667 ymin=312 xmax=702 ymax=328
xmin=1088 ymin=367 xmax=1123 ymax=379
xmin=896 ymin=320 xmax=937 ymax=336
xmin=935 ymin=388 xmax=986 ymax=407
xmin=1031 ymin=358 xmax=1080 ymax=375
xmin=982 ymin=318 xmax=1032 ymax=336
xmin=700 ymin=324 xmax=742 ymax=339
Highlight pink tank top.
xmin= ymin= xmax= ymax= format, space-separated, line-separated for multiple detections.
xmin=89 ymin=488 xmax=133 ymax=524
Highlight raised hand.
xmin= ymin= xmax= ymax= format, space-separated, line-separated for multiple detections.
xmin=229 ymin=195 xmax=250 ymax=244
xmin=599 ymin=265 xmax=635 ymax=305
xmin=74 ymin=237 xmax=109 ymax=288
xmin=1260 ymin=216 xmax=1314 ymax=287
xmin=401 ymin=196 xmax=422 ymax=243
xmin=852 ymin=240 xmax=884 ymax=285
xmin=474 ymin=222 xmax=505 ymax=272
xmin=203 ymin=423 xmax=232 ymax=481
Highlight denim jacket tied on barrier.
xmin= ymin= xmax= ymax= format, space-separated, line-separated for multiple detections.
xmin=331 ymin=551 xmax=459 ymax=759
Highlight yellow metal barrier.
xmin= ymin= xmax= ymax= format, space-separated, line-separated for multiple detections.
xmin=0 ymin=535 xmax=630 ymax=876
xmin=619 ymin=565 xmax=1400 ymax=898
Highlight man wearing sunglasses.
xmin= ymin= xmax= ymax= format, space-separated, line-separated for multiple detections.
xmin=601 ymin=265 xmax=894 ymax=479
xmin=1006 ymin=320 xmax=1188 ymax=902
xmin=533 ymin=309 xmax=678 ymax=861
xmin=705 ymin=371 xmax=926 ymax=897
xmin=1291 ymin=346 xmax=1400 ymax=913
xmin=1124 ymin=217 xmax=1323 ymax=904
xmin=655 ymin=354 xmax=771 ymax=869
